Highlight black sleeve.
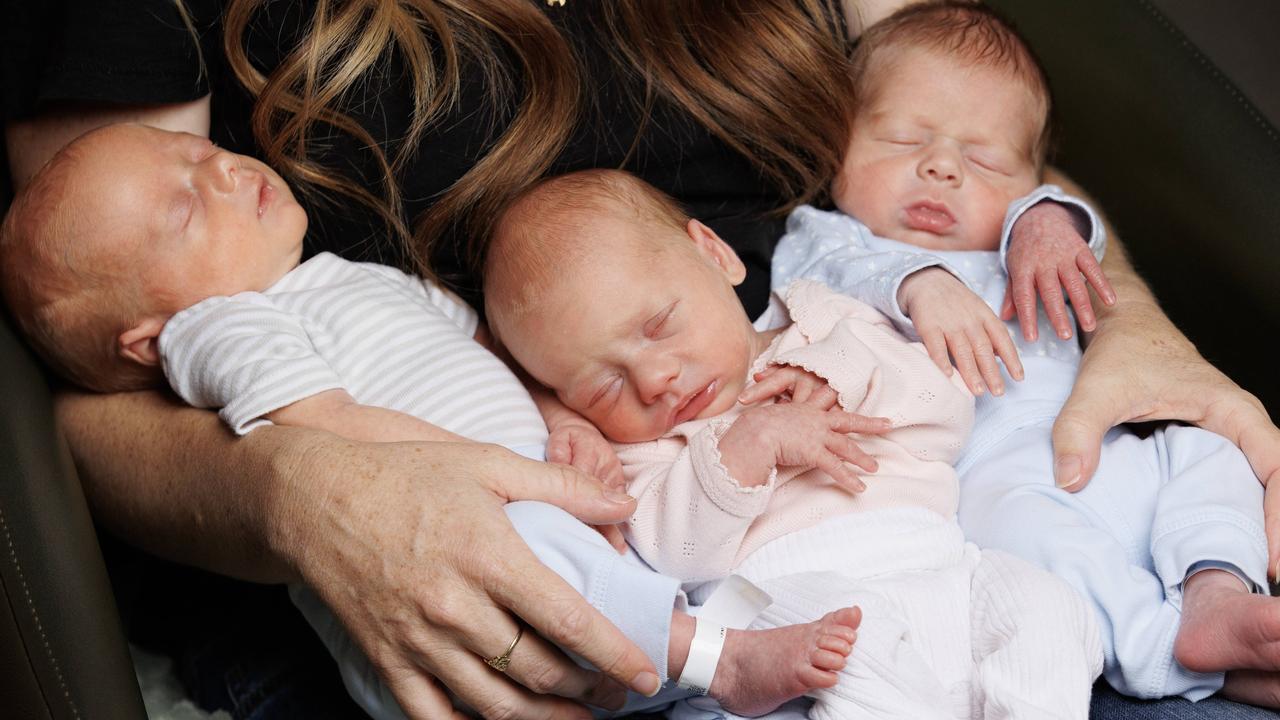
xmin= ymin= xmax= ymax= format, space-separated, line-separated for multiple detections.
xmin=1 ymin=0 xmax=219 ymax=124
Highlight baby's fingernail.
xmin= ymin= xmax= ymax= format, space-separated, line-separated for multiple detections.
xmin=604 ymin=489 xmax=635 ymax=504
xmin=974 ymin=382 xmax=986 ymax=394
xmin=991 ymin=384 xmax=1004 ymax=396
xmin=1055 ymin=456 xmax=1081 ymax=489
xmin=632 ymin=671 xmax=661 ymax=697
xmin=1059 ymin=329 xmax=1072 ymax=340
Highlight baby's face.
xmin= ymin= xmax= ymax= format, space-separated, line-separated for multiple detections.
xmin=71 ymin=125 xmax=307 ymax=309
xmin=833 ymin=47 xmax=1042 ymax=251
xmin=496 ymin=217 xmax=763 ymax=444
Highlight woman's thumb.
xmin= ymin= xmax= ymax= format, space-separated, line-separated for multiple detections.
xmin=491 ymin=455 xmax=636 ymax=525
xmin=1050 ymin=403 xmax=1110 ymax=492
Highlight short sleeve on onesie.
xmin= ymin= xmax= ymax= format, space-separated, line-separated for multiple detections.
xmin=160 ymin=294 xmax=345 ymax=435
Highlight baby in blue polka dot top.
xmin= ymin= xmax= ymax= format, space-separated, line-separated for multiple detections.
xmin=772 ymin=2 xmax=1278 ymax=707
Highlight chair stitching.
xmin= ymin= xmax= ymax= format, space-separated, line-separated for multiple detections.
xmin=1136 ymin=0 xmax=1280 ymax=154
xmin=0 ymin=503 xmax=82 ymax=719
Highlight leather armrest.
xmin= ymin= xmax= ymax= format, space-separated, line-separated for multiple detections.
xmin=0 ymin=309 xmax=146 ymax=719
xmin=989 ymin=0 xmax=1280 ymax=414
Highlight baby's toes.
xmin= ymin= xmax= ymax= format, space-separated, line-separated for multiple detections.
xmin=811 ymin=646 xmax=849 ymax=672
xmin=817 ymin=632 xmax=853 ymax=657
xmin=835 ymin=606 xmax=862 ymax=629
xmin=798 ymin=661 xmax=841 ymax=689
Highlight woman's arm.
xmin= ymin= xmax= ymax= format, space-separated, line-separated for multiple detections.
xmin=6 ymin=97 xmax=212 ymax=189
xmin=1043 ymin=170 xmax=1280 ymax=576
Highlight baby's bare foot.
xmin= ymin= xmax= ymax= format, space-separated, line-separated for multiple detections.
xmin=1174 ymin=570 xmax=1280 ymax=673
xmin=709 ymin=606 xmax=862 ymax=717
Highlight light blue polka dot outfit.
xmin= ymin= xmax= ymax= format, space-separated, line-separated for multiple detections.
xmin=772 ymin=186 xmax=1267 ymax=702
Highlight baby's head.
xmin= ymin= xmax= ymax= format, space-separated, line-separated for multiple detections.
xmin=485 ymin=170 xmax=763 ymax=443
xmin=0 ymin=124 xmax=307 ymax=391
xmin=834 ymin=1 xmax=1050 ymax=251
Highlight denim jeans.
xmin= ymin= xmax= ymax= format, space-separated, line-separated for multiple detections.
xmin=1090 ymin=681 xmax=1280 ymax=719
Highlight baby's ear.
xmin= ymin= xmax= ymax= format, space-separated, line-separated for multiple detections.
xmin=117 ymin=317 xmax=167 ymax=368
xmin=686 ymin=219 xmax=746 ymax=285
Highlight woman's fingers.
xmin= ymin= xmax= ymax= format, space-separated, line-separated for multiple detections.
xmin=479 ymin=619 xmax=627 ymax=709
xmin=484 ymin=540 xmax=661 ymax=697
xmin=429 ymin=646 xmax=597 ymax=720
xmin=1050 ymin=383 xmax=1122 ymax=491
xmin=381 ymin=667 xmax=470 ymax=720
xmin=482 ymin=452 xmax=637 ymax=527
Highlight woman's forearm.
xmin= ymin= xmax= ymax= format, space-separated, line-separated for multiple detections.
xmin=54 ymin=387 xmax=321 ymax=583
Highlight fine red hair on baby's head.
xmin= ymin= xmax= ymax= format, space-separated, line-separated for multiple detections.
xmin=483 ymin=169 xmax=688 ymax=336
xmin=0 ymin=130 xmax=155 ymax=392
xmin=850 ymin=1 xmax=1053 ymax=163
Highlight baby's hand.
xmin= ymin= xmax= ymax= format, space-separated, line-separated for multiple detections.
xmin=740 ymin=366 xmax=850 ymax=411
xmin=547 ymin=419 xmax=628 ymax=552
xmin=722 ymin=403 xmax=884 ymax=493
xmin=899 ymin=267 xmax=1024 ymax=396
xmin=1003 ymin=201 xmax=1117 ymax=341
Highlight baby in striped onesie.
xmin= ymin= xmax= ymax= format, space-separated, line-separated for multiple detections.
xmin=484 ymin=167 xmax=1103 ymax=719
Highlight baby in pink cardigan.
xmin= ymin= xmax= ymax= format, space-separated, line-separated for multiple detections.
xmin=486 ymin=169 xmax=1103 ymax=718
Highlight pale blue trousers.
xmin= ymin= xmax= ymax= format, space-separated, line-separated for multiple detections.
xmin=957 ymin=423 xmax=1268 ymax=701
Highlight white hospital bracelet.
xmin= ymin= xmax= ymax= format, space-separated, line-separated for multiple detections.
xmin=675 ymin=619 xmax=727 ymax=695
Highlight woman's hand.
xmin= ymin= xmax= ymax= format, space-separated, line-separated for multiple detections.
xmin=280 ymin=437 xmax=661 ymax=719
xmin=1051 ymin=272 xmax=1280 ymax=578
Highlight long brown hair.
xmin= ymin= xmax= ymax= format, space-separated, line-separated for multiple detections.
xmin=221 ymin=0 xmax=853 ymax=280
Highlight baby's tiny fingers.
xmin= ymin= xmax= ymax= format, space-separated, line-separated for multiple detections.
xmin=987 ymin=318 xmax=1024 ymax=382
xmin=1010 ymin=272 xmax=1039 ymax=341
xmin=817 ymin=452 xmax=867 ymax=493
xmin=826 ymin=431 xmax=878 ymax=473
xmin=593 ymin=523 xmax=628 ymax=553
xmin=1036 ymin=270 xmax=1072 ymax=340
xmin=1076 ymin=251 xmax=1116 ymax=306
xmin=824 ymin=408 xmax=892 ymax=435
xmin=919 ymin=327 xmax=954 ymax=376
xmin=808 ymin=384 xmax=839 ymax=411
xmin=740 ymin=368 xmax=793 ymax=404
xmin=969 ymin=331 xmax=1004 ymax=396
xmin=1060 ymin=265 xmax=1095 ymax=332
xmin=947 ymin=333 xmax=986 ymax=395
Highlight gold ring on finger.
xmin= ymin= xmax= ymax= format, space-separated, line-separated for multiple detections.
xmin=485 ymin=626 xmax=524 ymax=673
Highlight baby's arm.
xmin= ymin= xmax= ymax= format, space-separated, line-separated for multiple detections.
xmin=776 ymin=208 xmax=1018 ymax=396
xmin=1001 ymin=185 xmax=1116 ymax=341
xmin=622 ymin=402 xmax=876 ymax=581
xmin=267 ymin=389 xmax=465 ymax=444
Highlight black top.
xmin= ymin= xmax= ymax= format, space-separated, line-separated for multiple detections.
xmin=2 ymin=0 xmax=835 ymax=316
